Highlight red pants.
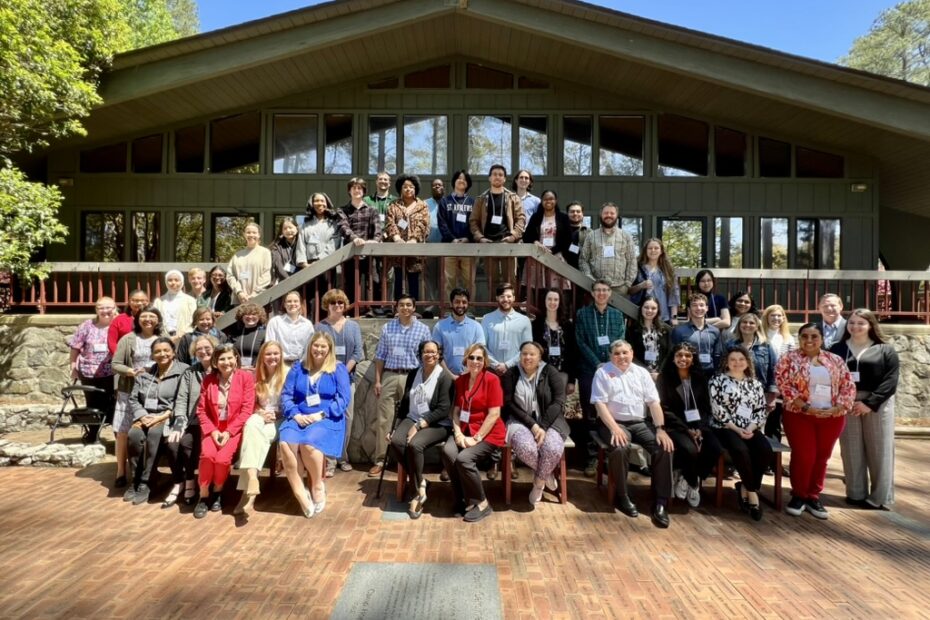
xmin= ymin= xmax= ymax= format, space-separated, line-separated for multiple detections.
xmin=783 ymin=409 xmax=846 ymax=500
xmin=199 ymin=429 xmax=242 ymax=489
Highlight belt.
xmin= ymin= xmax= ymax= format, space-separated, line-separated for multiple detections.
xmin=384 ymin=368 xmax=415 ymax=373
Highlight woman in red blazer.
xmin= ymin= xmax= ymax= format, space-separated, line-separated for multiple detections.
xmin=194 ymin=343 xmax=255 ymax=518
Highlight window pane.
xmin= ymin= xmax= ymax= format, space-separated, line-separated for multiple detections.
xmin=796 ymin=219 xmax=816 ymax=269
xmin=131 ymin=212 xmax=160 ymax=262
xmin=715 ymin=127 xmax=746 ymax=177
xmin=468 ymin=115 xmax=512 ymax=175
xmin=820 ymin=219 xmax=841 ymax=269
xmin=210 ymin=112 xmax=260 ymax=174
xmin=599 ymin=116 xmax=644 ymax=176
xmin=761 ymin=217 xmax=788 ymax=268
xmin=212 ymin=214 xmax=258 ymax=263
xmin=714 ymin=217 xmax=743 ymax=268
xmin=403 ymin=115 xmax=447 ymax=176
xmin=518 ymin=116 xmax=548 ymax=174
xmin=324 ymin=114 xmax=353 ymax=174
xmin=466 ymin=63 xmax=513 ymax=89
xmin=405 ymin=65 xmax=451 ymax=88
xmin=80 ymin=143 xmax=126 ymax=173
xmin=175 ymin=212 xmax=204 ymax=261
xmin=367 ymin=116 xmax=396 ymax=175
xmin=563 ymin=116 xmax=592 ymax=176
xmin=796 ymin=147 xmax=844 ymax=178
xmin=659 ymin=218 xmax=705 ymax=267
xmin=621 ymin=217 xmax=643 ymax=250
xmin=518 ymin=76 xmax=549 ymax=89
xmin=273 ymin=114 xmax=318 ymax=174
xmin=658 ymin=115 xmax=708 ymax=177
xmin=759 ymin=138 xmax=791 ymax=177
xmin=131 ymin=135 xmax=163 ymax=173
xmin=81 ymin=212 xmax=124 ymax=261
xmin=175 ymin=125 xmax=205 ymax=173
xmin=368 ymin=76 xmax=399 ymax=89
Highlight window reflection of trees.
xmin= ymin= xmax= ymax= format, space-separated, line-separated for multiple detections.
xmin=212 ymin=215 xmax=257 ymax=263
xmin=404 ymin=116 xmax=447 ymax=176
xmin=468 ymin=115 xmax=511 ymax=175
xmin=175 ymin=213 xmax=203 ymax=261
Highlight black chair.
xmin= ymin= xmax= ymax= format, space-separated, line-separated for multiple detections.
xmin=49 ymin=383 xmax=107 ymax=444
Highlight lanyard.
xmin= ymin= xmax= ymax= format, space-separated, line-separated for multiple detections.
xmin=488 ymin=192 xmax=504 ymax=219
xmin=143 ymin=374 xmax=160 ymax=411
xmin=595 ymin=309 xmax=610 ymax=342
xmin=463 ymin=371 xmax=486 ymax=414
xmin=709 ymin=294 xmax=718 ymax=316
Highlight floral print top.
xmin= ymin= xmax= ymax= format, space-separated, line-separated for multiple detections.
xmin=774 ymin=349 xmax=855 ymax=417
xmin=69 ymin=319 xmax=113 ymax=378
xmin=709 ymin=373 xmax=767 ymax=428
xmin=385 ymin=198 xmax=430 ymax=272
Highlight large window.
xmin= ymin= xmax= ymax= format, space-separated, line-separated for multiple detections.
xmin=658 ymin=115 xmax=708 ymax=177
xmin=518 ymin=116 xmax=548 ymax=174
xmin=210 ymin=112 xmax=260 ymax=174
xmin=599 ymin=116 xmax=644 ymax=176
xmin=81 ymin=212 xmax=124 ymax=261
xmin=174 ymin=125 xmax=205 ymax=173
xmin=468 ymin=115 xmax=512 ymax=175
xmin=796 ymin=147 xmax=844 ymax=178
xmin=758 ymin=138 xmax=791 ymax=177
xmin=175 ymin=213 xmax=204 ymax=261
xmin=466 ymin=64 xmax=513 ymax=89
xmin=714 ymin=217 xmax=743 ymax=268
xmin=797 ymin=218 xmax=841 ymax=268
xmin=212 ymin=214 xmax=259 ymax=263
xmin=563 ymin=116 xmax=593 ymax=176
xmin=131 ymin=135 xmax=163 ymax=173
xmin=324 ymin=114 xmax=353 ymax=174
xmin=658 ymin=217 xmax=705 ymax=268
xmin=131 ymin=212 xmax=160 ymax=261
xmin=760 ymin=217 xmax=789 ymax=268
xmin=621 ymin=217 xmax=643 ymax=251
xmin=80 ymin=143 xmax=126 ymax=173
xmin=405 ymin=65 xmax=451 ymax=89
xmin=273 ymin=114 xmax=318 ymax=174
xmin=367 ymin=116 xmax=397 ymax=175
xmin=714 ymin=128 xmax=747 ymax=177
xmin=404 ymin=115 xmax=447 ymax=176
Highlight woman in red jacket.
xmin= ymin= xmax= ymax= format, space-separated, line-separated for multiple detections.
xmin=194 ymin=344 xmax=255 ymax=518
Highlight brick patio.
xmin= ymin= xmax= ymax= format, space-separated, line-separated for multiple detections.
xmin=0 ymin=439 xmax=928 ymax=619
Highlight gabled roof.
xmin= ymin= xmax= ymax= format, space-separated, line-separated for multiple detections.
xmin=65 ymin=0 xmax=930 ymax=216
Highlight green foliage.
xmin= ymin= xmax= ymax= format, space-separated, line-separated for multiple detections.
xmin=0 ymin=168 xmax=68 ymax=279
xmin=840 ymin=0 xmax=930 ymax=85
xmin=166 ymin=0 xmax=199 ymax=37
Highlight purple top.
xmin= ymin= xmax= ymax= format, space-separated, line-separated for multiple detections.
xmin=69 ymin=319 xmax=113 ymax=378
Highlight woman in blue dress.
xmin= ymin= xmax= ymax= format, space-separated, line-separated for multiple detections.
xmin=280 ymin=331 xmax=351 ymax=518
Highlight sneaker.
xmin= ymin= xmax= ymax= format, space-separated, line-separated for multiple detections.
xmin=806 ymin=498 xmax=829 ymax=520
xmin=338 ymin=461 xmax=354 ymax=472
xmin=686 ymin=484 xmax=701 ymax=508
xmin=131 ymin=483 xmax=150 ymax=506
xmin=785 ymin=496 xmax=806 ymax=517
xmin=529 ymin=483 xmax=544 ymax=506
xmin=674 ymin=474 xmax=690 ymax=500
xmin=583 ymin=459 xmax=597 ymax=478
xmin=122 ymin=487 xmax=136 ymax=502
xmin=544 ymin=475 xmax=557 ymax=491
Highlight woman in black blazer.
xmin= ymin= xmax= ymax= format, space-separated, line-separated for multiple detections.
xmin=626 ymin=296 xmax=672 ymax=379
xmin=388 ymin=339 xmax=455 ymax=518
xmin=501 ymin=341 xmax=568 ymax=507
xmin=655 ymin=342 xmax=722 ymax=508
xmin=522 ymin=189 xmax=574 ymax=290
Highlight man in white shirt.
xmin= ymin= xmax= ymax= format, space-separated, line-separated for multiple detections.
xmin=591 ymin=339 xmax=675 ymax=528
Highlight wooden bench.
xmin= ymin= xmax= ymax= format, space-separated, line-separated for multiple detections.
xmin=503 ymin=436 xmax=576 ymax=506
xmin=712 ymin=437 xmax=790 ymax=511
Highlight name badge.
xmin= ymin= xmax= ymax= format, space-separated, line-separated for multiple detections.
xmin=850 ymin=371 xmax=860 ymax=383
xmin=602 ymin=245 xmax=615 ymax=258
xmin=144 ymin=397 xmax=158 ymax=411
xmin=453 ymin=346 xmax=465 ymax=356
xmin=543 ymin=238 xmax=554 ymax=247
xmin=416 ymin=402 xmax=430 ymax=416
xmin=548 ymin=345 xmax=561 ymax=357
xmin=306 ymin=393 xmax=321 ymax=407
xmin=569 ymin=244 xmax=579 ymax=254
xmin=335 ymin=345 xmax=346 ymax=356
xmin=219 ymin=407 xmax=228 ymax=421
xmin=813 ymin=384 xmax=832 ymax=399
xmin=392 ymin=346 xmax=407 ymax=357
xmin=397 ymin=219 xmax=408 ymax=230
xmin=644 ymin=350 xmax=658 ymax=362
xmin=699 ymin=353 xmax=712 ymax=364
xmin=241 ymin=356 xmax=253 ymax=368
xmin=93 ymin=343 xmax=108 ymax=353
xmin=379 ymin=213 xmax=386 ymax=222
xmin=684 ymin=408 xmax=701 ymax=423
xmin=460 ymin=410 xmax=471 ymax=424
xmin=597 ymin=335 xmax=610 ymax=346
xmin=239 ymin=269 xmax=251 ymax=281
xmin=456 ymin=213 xmax=468 ymax=223
xmin=284 ymin=262 xmax=295 ymax=273
xmin=491 ymin=215 xmax=503 ymax=225
xmin=736 ymin=404 xmax=752 ymax=419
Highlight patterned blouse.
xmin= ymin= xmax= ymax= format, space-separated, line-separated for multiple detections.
xmin=69 ymin=319 xmax=113 ymax=378
xmin=709 ymin=373 xmax=767 ymax=429
xmin=774 ymin=349 xmax=856 ymax=416
xmin=385 ymin=198 xmax=430 ymax=272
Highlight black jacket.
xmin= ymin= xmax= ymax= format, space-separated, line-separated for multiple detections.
xmin=655 ymin=372 xmax=712 ymax=433
xmin=626 ymin=320 xmax=671 ymax=370
xmin=393 ymin=367 xmax=456 ymax=427
xmin=523 ymin=208 xmax=573 ymax=257
xmin=501 ymin=364 xmax=569 ymax=438
xmin=531 ymin=317 xmax=577 ymax=383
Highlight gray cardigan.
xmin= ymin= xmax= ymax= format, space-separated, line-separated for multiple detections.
xmin=172 ymin=362 xmax=209 ymax=432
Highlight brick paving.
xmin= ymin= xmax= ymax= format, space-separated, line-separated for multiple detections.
xmin=0 ymin=440 xmax=928 ymax=619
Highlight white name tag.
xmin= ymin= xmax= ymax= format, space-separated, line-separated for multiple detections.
xmin=548 ymin=345 xmax=561 ymax=357
xmin=93 ymin=343 xmax=108 ymax=353
xmin=684 ymin=408 xmax=701 ymax=423
xmin=644 ymin=350 xmax=658 ymax=362
xmin=239 ymin=269 xmax=251 ymax=281
xmin=456 ymin=213 xmax=468 ymax=223
xmin=453 ymin=346 xmax=465 ymax=356
xmin=416 ymin=402 xmax=430 ymax=416
xmin=569 ymin=244 xmax=579 ymax=254
xmin=597 ymin=335 xmax=610 ymax=346
xmin=335 ymin=345 xmax=346 ymax=356
xmin=813 ymin=384 xmax=832 ymax=399
xmin=736 ymin=404 xmax=752 ymax=419
xmin=850 ymin=371 xmax=860 ymax=383
xmin=144 ymin=397 xmax=158 ymax=411
xmin=219 ymin=407 xmax=228 ymax=421
xmin=491 ymin=215 xmax=503 ymax=225
xmin=392 ymin=346 xmax=407 ymax=357
xmin=284 ymin=262 xmax=295 ymax=273
xmin=460 ymin=410 xmax=470 ymax=424
xmin=306 ymin=393 xmax=321 ymax=407
xmin=543 ymin=237 xmax=554 ymax=247
xmin=241 ymin=356 xmax=252 ymax=368
xmin=397 ymin=219 xmax=408 ymax=230
xmin=699 ymin=353 xmax=712 ymax=364
xmin=602 ymin=245 xmax=615 ymax=258
xmin=379 ymin=213 xmax=386 ymax=222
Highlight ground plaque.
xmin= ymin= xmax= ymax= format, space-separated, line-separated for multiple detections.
xmin=331 ymin=562 xmax=502 ymax=619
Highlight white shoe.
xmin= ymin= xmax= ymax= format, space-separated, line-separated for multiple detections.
xmin=302 ymin=489 xmax=316 ymax=518
xmin=544 ymin=475 xmax=557 ymax=491
xmin=529 ymin=482 xmax=544 ymax=506
xmin=687 ymin=484 xmax=701 ymax=508
xmin=313 ymin=486 xmax=326 ymax=515
xmin=674 ymin=474 xmax=690 ymax=500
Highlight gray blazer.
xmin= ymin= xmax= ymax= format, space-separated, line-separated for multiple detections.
xmin=129 ymin=361 xmax=189 ymax=421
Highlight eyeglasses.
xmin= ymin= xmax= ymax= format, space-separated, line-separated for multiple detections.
xmin=330 ymin=301 xmax=346 ymax=306
xmin=467 ymin=355 xmax=484 ymax=361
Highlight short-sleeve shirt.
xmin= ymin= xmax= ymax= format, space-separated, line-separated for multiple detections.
xmin=590 ymin=361 xmax=659 ymax=422
xmin=69 ymin=319 xmax=113 ymax=378
xmin=375 ymin=318 xmax=431 ymax=370
xmin=454 ymin=371 xmax=506 ymax=446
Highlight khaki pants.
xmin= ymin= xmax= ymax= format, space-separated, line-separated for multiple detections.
xmin=375 ymin=370 xmax=408 ymax=462
xmin=443 ymin=256 xmax=475 ymax=300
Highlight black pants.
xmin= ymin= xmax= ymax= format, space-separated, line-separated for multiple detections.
xmin=667 ymin=427 xmax=722 ymax=487
xmin=441 ymin=436 xmax=499 ymax=506
xmin=597 ymin=419 xmax=673 ymax=501
xmin=764 ymin=402 xmax=783 ymax=441
xmin=713 ymin=428 xmax=773 ymax=493
xmin=389 ymin=419 xmax=450 ymax=492
xmin=128 ymin=422 xmax=165 ymax=486
xmin=166 ymin=425 xmax=201 ymax=483
xmin=78 ymin=374 xmax=115 ymax=442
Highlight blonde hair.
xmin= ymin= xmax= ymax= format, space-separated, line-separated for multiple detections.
xmin=734 ymin=312 xmax=766 ymax=344
xmin=762 ymin=304 xmax=792 ymax=341
xmin=462 ymin=343 xmax=489 ymax=371
xmin=255 ymin=341 xmax=288 ymax=404
xmin=304 ymin=332 xmax=337 ymax=374
xmin=188 ymin=267 xmax=206 ymax=279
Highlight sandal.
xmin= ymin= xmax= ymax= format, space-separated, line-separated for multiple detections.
xmin=161 ymin=484 xmax=181 ymax=509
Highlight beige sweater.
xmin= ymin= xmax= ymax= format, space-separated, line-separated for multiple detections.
xmin=227 ymin=246 xmax=273 ymax=299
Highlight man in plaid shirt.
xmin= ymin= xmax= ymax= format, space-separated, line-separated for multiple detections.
xmin=579 ymin=202 xmax=638 ymax=295
xmin=338 ymin=177 xmax=382 ymax=307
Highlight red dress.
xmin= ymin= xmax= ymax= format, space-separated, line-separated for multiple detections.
xmin=454 ymin=370 xmax=506 ymax=447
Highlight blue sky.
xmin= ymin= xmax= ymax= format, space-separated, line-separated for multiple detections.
xmin=197 ymin=0 xmax=894 ymax=64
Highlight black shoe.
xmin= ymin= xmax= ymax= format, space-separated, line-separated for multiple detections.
xmin=748 ymin=503 xmax=763 ymax=522
xmin=616 ymin=495 xmax=639 ymax=518
xmin=132 ymin=483 xmax=150 ymax=505
xmin=114 ymin=475 xmax=128 ymax=489
xmin=486 ymin=464 xmax=499 ymax=481
xmin=209 ymin=492 xmax=223 ymax=512
xmin=463 ymin=503 xmax=493 ymax=522
xmin=785 ymin=495 xmax=806 ymax=517
xmin=122 ymin=487 xmax=136 ymax=502
xmin=440 ymin=469 xmax=450 ymax=482
xmin=194 ymin=500 xmax=209 ymax=519
xmin=735 ymin=481 xmax=749 ymax=512
xmin=651 ymin=503 xmax=670 ymax=528
xmin=806 ymin=498 xmax=829 ymax=520
xmin=845 ymin=497 xmax=869 ymax=508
